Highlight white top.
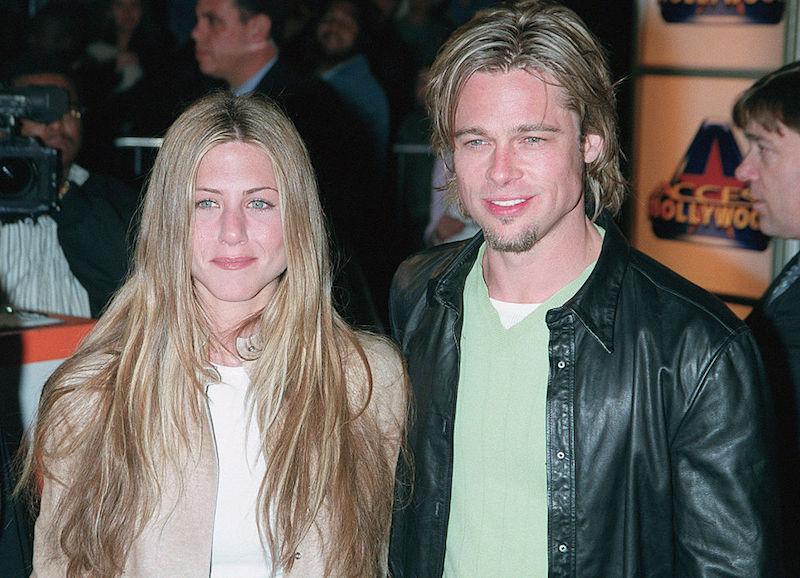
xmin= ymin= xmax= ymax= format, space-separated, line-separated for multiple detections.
xmin=207 ymin=365 xmax=279 ymax=577
xmin=489 ymin=298 xmax=541 ymax=329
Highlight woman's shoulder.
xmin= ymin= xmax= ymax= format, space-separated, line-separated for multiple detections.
xmin=345 ymin=332 xmax=408 ymax=426
xmin=45 ymin=352 xmax=114 ymax=418
xmin=351 ymin=332 xmax=404 ymax=381
xmin=51 ymin=351 xmax=113 ymax=389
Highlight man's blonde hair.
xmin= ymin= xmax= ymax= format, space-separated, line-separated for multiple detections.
xmin=427 ymin=0 xmax=626 ymax=219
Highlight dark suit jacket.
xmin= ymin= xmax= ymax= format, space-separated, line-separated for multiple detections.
xmin=54 ymin=172 xmax=138 ymax=317
xmin=747 ymin=251 xmax=800 ymax=574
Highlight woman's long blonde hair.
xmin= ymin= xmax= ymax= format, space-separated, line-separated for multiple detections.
xmin=18 ymin=92 xmax=401 ymax=577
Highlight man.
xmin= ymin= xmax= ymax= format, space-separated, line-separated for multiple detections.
xmin=1 ymin=57 xmax=137 ymax=318
xmin=191 ymin=0 xmax=388 ymax=327
xmin=315 ymin=0 xmax=390 ymax=168
xmin=733 ymin=61 xmax=800 ymax=573
xmin=389 ymin=2 xmax=778 ymax=576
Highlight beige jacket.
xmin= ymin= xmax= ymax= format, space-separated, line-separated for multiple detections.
xmin=32 ymin=333 xmax=407 ymax=577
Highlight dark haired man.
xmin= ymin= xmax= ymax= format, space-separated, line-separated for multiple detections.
xmin=734 ymin=60 xmax=800 ymax=573
xmin=388 ymin=2 xmax=779 ymax=575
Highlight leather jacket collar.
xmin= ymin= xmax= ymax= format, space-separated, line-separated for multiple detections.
xmin=428 ymin=211 xmax=628 ymax=353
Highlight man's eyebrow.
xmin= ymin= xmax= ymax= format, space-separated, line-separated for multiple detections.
xmin=516 ymin=123 xmax=559 ymax=134
xmin=454 ymin=126 xmax=488 ymax=139
xmin=454 ymin=123 xmax=561 ymax=138
xmin=744 ymin=132 xmax=766 ymax=142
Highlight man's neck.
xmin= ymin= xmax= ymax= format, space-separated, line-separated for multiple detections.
xmin=228 ymin=41 xmax=278 ymax=90
xmin=482 ymin=216 xmax=602 ymax=304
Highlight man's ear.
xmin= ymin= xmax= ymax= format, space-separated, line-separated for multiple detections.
xmin=583 ymin=133 xmax=604 ymax=164
xmin=246 ymin=13 xmax=272 ymax=44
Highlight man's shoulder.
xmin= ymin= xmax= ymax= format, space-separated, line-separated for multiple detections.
xmin=623 ymin=246 xmax=745 ymax=333
xmin=254 ymin=58 xmax=325 ymax=101
xmin=392 ymin=239 xmax=473 ymax=303
xmin=80 ymin=172 xmax=136 ymax=196
xmin=76 ymin=172 xmax=138 ymax=217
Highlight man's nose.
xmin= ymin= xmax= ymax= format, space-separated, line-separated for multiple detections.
xmin=735 ymin=152 xmax=756 ymax=183
xmin=191 ymin=20 xmax=204 ymax=42
xmin=487 ymin=144 xmax=523 ymax=186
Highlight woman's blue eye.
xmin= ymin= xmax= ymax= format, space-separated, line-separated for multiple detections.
xmin=248 ymin=199 xmax=272 ymax=210
xmin=195 ymin=199 xmax=216 ymax=209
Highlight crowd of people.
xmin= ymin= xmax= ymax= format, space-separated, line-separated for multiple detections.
xmin=0 ymin=0 xmax=798 ymax=576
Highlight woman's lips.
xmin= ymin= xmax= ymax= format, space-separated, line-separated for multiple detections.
xmin=211 ymin=257 xmax=256 ymax=270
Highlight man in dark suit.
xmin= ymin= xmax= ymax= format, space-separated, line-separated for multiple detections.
xmin=191 ymin=0 xmax=386 ymax=328
xmin=734 ymin=61 xmax=800 ymax=573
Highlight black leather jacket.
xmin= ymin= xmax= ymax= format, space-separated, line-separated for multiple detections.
xmin=388 ymin=214 xmax=779 ymax=577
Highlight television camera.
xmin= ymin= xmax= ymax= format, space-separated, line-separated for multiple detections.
xmin=0 ymin=86 xmax=69 ymax=217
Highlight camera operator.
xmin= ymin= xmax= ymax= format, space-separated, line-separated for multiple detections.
xmin=1 ymin=56 xmax=137 ymax=318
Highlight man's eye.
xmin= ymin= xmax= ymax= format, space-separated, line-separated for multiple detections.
xmin=466 ymin=139 xmax=486 ymax=147
xmin=195 ymin=199 xmax=217 ymax=209
xmin=248 ymin=199 xmax=273 ymax=210
xmin=523 ymin=136 xmax=542 ymax=144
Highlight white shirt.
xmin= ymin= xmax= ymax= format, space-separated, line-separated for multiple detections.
xmin=207 ymin=365 xmax=280 ymax=577
xmin=0 ymin=165 xmax=92 ymax=317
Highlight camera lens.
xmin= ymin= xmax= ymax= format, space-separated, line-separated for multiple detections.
xmin=0 ymin=157 xmax=35 ymax=198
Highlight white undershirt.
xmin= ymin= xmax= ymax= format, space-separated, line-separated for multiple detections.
xmin=489 ymin=298 xmax=541 ymax=329
xmin=207 ymin=365 xmax=280 ymax=577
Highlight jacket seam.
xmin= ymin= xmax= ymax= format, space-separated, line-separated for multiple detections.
xmin=668 ymin=326 xmax=749 ymax=446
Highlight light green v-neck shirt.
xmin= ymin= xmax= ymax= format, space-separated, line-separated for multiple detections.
xmin=443 ymin=242 xmax=597 ymax=577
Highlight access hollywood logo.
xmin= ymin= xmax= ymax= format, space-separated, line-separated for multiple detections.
xmin=659 ymin=0 xmax=784 ymax=24
xmin=647 ymin=120 xmax=769 ymax=251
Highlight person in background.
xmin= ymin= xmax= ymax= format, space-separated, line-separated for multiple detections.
xmin=733 ymin=60 xmax=800 ymax=574
xmin=19 ymin=92 xmax=407 ymax=576
xmin=315 ymin=0 xmax=390 ymax=170
xmin=389 ymin=2 xmax=779 ymax=575
xmin=1 ymin=56 xmax=137 ymax=318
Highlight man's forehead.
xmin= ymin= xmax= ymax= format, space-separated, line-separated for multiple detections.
xmin=744 ymin=119 xmax=792 ymax=141
xmin=454 ymin=68 xmax=575 ymax=127
xmin=458 ymin=69 xmax=567 ymax=105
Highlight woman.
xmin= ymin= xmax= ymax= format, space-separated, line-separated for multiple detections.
xmin=19 ymin=92 xmax=407 ymax=577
